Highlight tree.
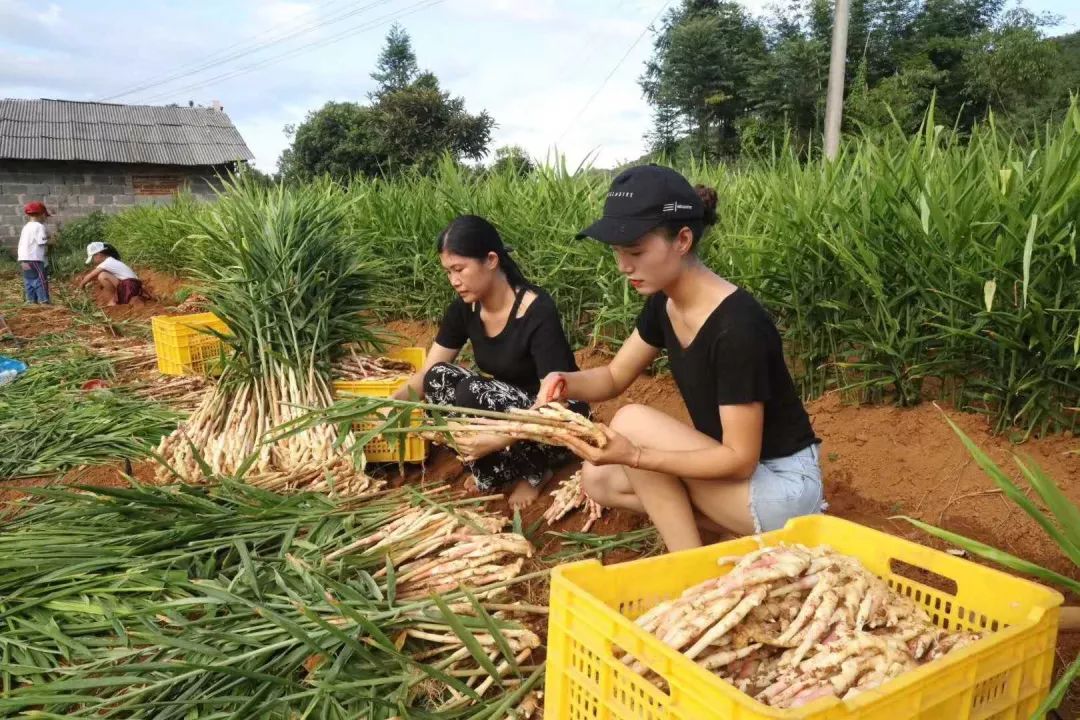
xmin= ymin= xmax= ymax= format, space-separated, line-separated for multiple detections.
xmin=369 ymin=23 xmax=418 ymax=99
xmin=641 ymin=0 xmax=766 ymax=159
xmin=279 ymin=102 xmax=384 ymax=181
xmin=278 ymin=28 xmax=494 ymax=181
xmin=373 ymin=72 xmax=493 ymax=174
xmin=490 ymin=145 xmax=536 ymax=177
xmin=645 ymin=102 xmax=684 ymax=158
xmin=962 ymin=10 xmax=1062 ymax=124
xmin=640 ymin=0 xmax=1074 ymax=154
xmin=846 ymin=55 xmax=942 ymax=132
xmin=748 ymin=2 xmax=829 ymax=150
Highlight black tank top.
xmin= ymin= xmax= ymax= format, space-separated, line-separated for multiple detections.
xmin=435 ymin=286 xmax=580 ymax=395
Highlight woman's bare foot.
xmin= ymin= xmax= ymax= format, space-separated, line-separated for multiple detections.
xmin=463 ymin=474 xmax=479 ymax=494
xmin=507 ymin=479 xmax=540 ymax=511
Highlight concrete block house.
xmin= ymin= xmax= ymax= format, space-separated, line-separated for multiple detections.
xmin=0 ymin=98 xmax=253 ymax=252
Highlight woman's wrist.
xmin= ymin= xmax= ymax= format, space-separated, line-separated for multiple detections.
xmin=631 ymin=445 xmax=653 ymax=471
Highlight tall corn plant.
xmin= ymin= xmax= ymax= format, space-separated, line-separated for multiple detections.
xmin=898 ymin=414 xmax=1079 ymax=718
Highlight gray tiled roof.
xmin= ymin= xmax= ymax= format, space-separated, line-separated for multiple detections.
xmin=0 ymin=98 xmax=254 ymax=166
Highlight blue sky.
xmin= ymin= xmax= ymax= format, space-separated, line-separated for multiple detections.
xmin=2 ymin=0 xmax=1078 ymax=171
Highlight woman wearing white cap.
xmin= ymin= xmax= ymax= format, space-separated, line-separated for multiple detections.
xmin=76 ymin=242 xmax=148 ymax=305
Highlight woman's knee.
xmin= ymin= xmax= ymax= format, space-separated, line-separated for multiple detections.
xmin=422 ymin=362 xmax=458 ymax=398
xmin=609 ymin=404 xmax=654 ymax=436
xmin=581 ymin=462 xmax=621 ymax=507
xmin=452 ymin=376 xmax=484 ymax=409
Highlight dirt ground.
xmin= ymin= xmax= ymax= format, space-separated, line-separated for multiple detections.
xmin=2 ymin=267 xmax=189 ymax=339
xmin=3 ymin=281 xmax=1077 ymax=714
xmin=382 ymin=321 xmax=1080 ymax=714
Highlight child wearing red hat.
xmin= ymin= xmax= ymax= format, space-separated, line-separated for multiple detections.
xmin=17 ymin=202 xmax=54 ymax=304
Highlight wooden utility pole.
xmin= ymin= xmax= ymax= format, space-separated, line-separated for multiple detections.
xmin=823 ymin=0 xmax=851 ymax=160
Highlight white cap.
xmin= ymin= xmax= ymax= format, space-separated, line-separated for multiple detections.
xmin=85 ymin=241 xmax=106 ymax=264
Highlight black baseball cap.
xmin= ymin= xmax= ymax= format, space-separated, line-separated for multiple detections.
xmin=577 ymin=164 xmax=703 ymax=246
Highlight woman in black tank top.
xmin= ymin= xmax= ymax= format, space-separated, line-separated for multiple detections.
xmin=392 ymin=215 xmax=585 ymax=510
xmin=535 ymin=166 xmax=823 ymax=552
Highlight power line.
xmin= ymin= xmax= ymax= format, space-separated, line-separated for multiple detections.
xmin=100 ymin=0 xmax=394 ymax=102
xmin=98 ymin=0 xmax=395 ymax=102
xmin=138 ymin=0 xmax=444 ymax=105
xmin=557 ymin=0 xmax=672 ymax=143
xmin=96 ymin=0 xmax=357 ymax=101
xmin=139 ymin=0 xmax=441 ymax=105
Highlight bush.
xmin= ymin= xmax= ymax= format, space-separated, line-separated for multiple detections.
xmin=105 ymin=192 xmax=211 ymax=274
xmin=50 ymin=211 xmax=110 ymax=278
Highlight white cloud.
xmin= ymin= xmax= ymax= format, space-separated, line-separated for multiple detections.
xmin=449 ymin=0 xmax=563 ymax=24
xmin=36 ymin=2 xmax=61 ymax=26
xmin=27 ymin=0 xmax=1063 ymax=170
xmin=260 ymin=1 xmax=313 ymax=27
xmin=0 ymin=0 xmax=669 ymax=170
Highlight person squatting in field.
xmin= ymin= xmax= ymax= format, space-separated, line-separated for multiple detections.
xmin=392 ymin=214 xmax=587 ymax=510
xmin=537 ymin=164 xmax=824 ymax=552
xmin=76 ymin=242 xmax=149 ymax=306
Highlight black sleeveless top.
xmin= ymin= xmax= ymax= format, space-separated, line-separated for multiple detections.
xmin=435 ymin=286 xmax=580 ymax=395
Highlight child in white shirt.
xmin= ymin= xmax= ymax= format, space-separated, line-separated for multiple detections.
xmin=17 ymin=202 xmax=53 ymax=304
xmin=77 ymin=242 xmax=148 ymax=306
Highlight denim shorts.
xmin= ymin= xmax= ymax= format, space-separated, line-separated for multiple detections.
xmin=748 ymin=443 xmax=825 ymax=533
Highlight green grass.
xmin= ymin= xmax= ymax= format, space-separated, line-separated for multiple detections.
xmin=105 ymin=101 xmax=1080 ymax=437
xmin=0 ymin=334 xmax=178 ymax=479
xmin=104 ymin=190 xmax=213 ymax=272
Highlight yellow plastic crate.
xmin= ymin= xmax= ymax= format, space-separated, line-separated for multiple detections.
xmin=151 ymin=313 xmax=230 ymax=376
xmin=545 ymin=514 xmax=1063 ymax=720
xmin=332 ymin=347 xmax=428 ymax=463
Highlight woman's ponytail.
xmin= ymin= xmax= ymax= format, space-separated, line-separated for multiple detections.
xmin=497 ymin=248 xmax=528 ymax=287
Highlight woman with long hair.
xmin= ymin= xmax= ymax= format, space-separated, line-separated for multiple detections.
xmin=393 ymin=215 xmax=586 ymax=510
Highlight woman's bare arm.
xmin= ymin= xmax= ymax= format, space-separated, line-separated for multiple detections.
xmin=537 ymin=331 xmax=659 ymax=404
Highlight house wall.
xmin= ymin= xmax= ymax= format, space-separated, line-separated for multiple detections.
xmin=0 ymin=160 xmax=226 ymax=252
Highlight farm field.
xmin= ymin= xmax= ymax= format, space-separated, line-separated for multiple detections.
xmin=1 ymin=107 xmax=1078 ymax=719
xmin=1 ymin=267 xmax=1076 ymax=717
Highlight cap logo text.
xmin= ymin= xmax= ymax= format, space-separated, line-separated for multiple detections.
xmin=663 ymin=202 xmax=694 ymax=213
xmin=608 ymin=191 xmax=634 ymax=198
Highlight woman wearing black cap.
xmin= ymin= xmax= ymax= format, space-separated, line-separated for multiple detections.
xmin=391 ymin=215 xmax=585 ymax=510
xmin=536 ymin=165 xmax=823 ymax=552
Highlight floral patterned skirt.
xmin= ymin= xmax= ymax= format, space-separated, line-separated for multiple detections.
xmin=423 ymin=362 xmax=586 ymax=493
